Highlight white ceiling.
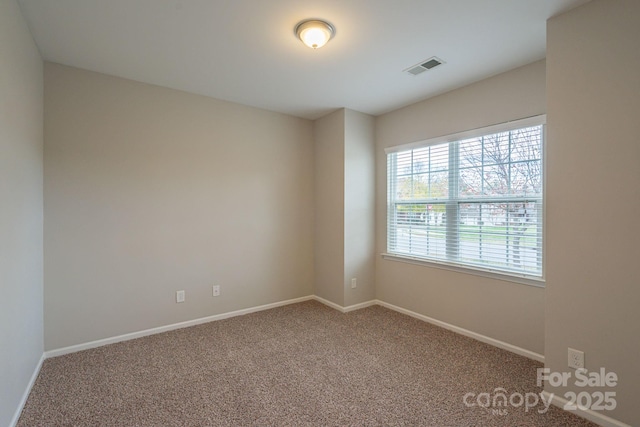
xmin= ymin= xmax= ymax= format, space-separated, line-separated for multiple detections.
xmin=18 ymin=0 xmax=590 ymax=120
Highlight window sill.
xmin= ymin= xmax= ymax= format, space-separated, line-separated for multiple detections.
xmin=381 ymin=253 xmax=545 ymax=288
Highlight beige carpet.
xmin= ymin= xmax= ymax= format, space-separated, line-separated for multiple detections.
xmin=19 ymin=301 xmax=595 ymax=426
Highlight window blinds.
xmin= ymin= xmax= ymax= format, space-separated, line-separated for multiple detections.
xmin=386 ymin=117 xmax=545 ymax=278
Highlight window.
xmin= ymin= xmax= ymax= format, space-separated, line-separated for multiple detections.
xmin=386 ymin=116 xmax=545 ymax=281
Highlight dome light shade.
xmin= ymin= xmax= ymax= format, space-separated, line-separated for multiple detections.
xmin=295 ymin=20 xmax=335 ymax=49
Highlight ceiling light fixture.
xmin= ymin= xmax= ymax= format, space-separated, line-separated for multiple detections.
xmin=295 ymin=19 xmax=335 ymax=49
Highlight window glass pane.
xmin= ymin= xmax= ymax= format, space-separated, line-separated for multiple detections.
xmin=511 ymin=127 xmax=542 ymax=162
xmin=413 ymin=147 xmax=429 ymax=172
xmin=458 ymin=202 xmax=541 ymax=274
xmin=429 ymin=171 xmax=448 ymax=198
xmin=396 ymin=151 xmax=413 ymax=176
xmin=483 ymin=165 xmax=509 ymax=196
xmin=412 ymin=173 xmax=429 ymax=199
xmin=395 ymin=176 xmax=413 ymax=200
xmin=393 ymin=203 xmax=447 ymax=258
xmin=459 ymin=137 xmax=482 ymax=168
xmin=430 ymin=143 xmax=449 ymax=171
xmin=482 ymin=132 xmax=510 ymax=166
xmin=510 ymin=161 xmax=542 ymax=196
xmin=459 ymin=167 xmax=482 ymax=197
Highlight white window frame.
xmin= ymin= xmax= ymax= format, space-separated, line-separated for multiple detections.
xmin=383 ymin=115 xmax=546 ymax=287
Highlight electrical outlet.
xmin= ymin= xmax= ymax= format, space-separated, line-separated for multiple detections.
xmin=176 ymin=290 xmax=185 ymax=303
xmin=568 ymin=348 xmax=584 ymax=370
xmin=351 ymin=278 xmax=357 ymax=289
xmin=212 ymin=285 xmax=220 ymax=297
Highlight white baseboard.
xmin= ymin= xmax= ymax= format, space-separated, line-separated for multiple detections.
xmin=44 ymin=294 xmax=541 ymax=365
xmin=9 ymin=353 xmax=45 ymax=427
xmin=312 ymin=295 xmax=377 ymax=313
xmin=45 ymin=295 xmax=315 ymax=358
xmin=312 ymin=297 xmax=543 ymax=362
xmin=343 ymin=299 xmax=378 ymax=312
xmin=312 ymin=295 xmax=345 ymax=311
xmin=375 ymin=300 xmax=545 ymax=363
xmin=541 ymin=391 xmax=630 ymax=427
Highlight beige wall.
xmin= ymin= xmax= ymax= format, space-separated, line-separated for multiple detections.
xmin=313 ymin=109 xmax=346 ymax=306
xmin=375 ymin=60 xmax=546 ymax=354
xmin=314 ymin=108 xmax=376 ymax=307
xmin=44 ymin=63 xmax=315 ymax=350
xmin=546 ymin=1 xmax=640 ymax=425
xmin=344 ymin=109 xmax=376 ymax=306
xmin=0 ymin=0 xmax=44 ymax=425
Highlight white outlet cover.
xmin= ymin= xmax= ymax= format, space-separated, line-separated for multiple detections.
xmin=568 ymin=348 xmax=584 ymax=369
xmin=351 ymin=278 xmax=357 ymax=289
xmin=213 ymin=285 xmax=220 ymax=296
xmin=176 ymin=290 xmax=185 ymax=303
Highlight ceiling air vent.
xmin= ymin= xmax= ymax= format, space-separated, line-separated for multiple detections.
xmin=404 ymin=56 xmax=444 ymax=76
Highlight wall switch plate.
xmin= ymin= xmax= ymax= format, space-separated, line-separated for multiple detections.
xmin=568 ymin=348 xmax=584 ymax=369
xmin=351 ymin=278 xmax=357 ymax=289
xmin=176 ymin=290 xmax=185 ymax=303
xmin=213 ymin=285 xmax=220 ymax=297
